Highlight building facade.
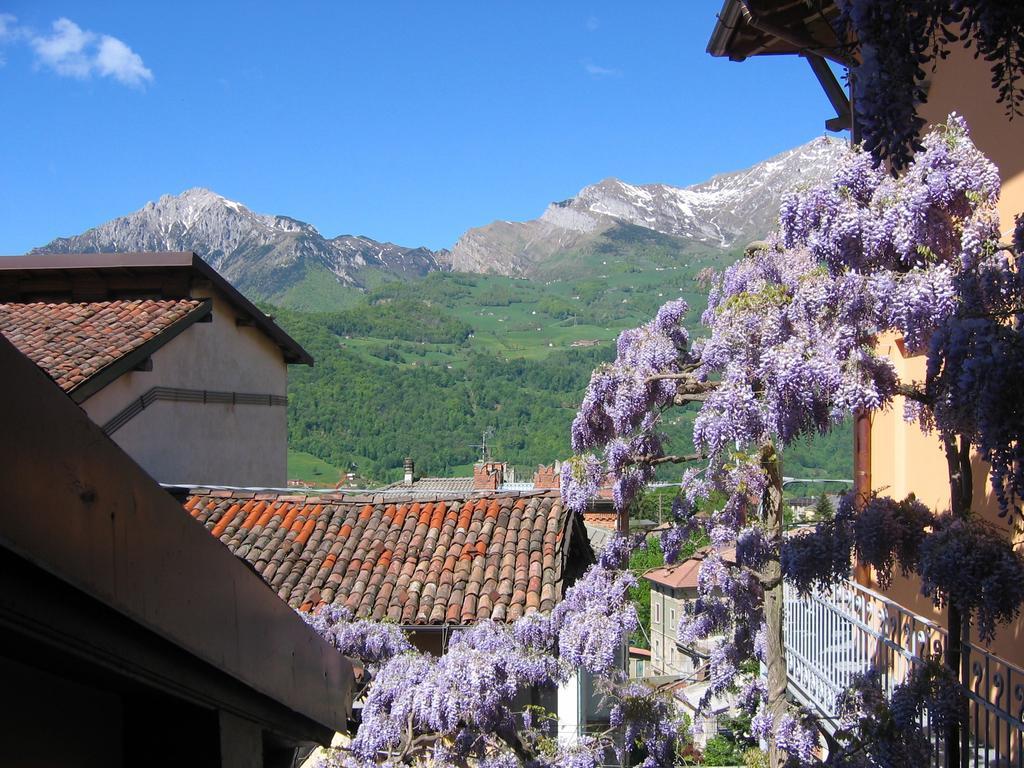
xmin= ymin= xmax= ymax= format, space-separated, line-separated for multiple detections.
xmin=644 ymin=547 xmax=735 ymax=679
xmin=0 ymin=252 xmax=311 ymax=487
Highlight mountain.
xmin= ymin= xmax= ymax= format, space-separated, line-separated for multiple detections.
xmin=31 ymin=187 xmax=444 ymax=299
xmin=448 ymin=136 xmax=846 ymax=276
xmin=30 ymin=136 xmax=847 ymax=300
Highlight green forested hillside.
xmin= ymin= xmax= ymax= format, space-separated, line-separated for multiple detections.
xmin=275 ymin=267 xmax=853 ymax=486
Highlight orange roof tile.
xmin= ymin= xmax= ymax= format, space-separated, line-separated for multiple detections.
xmin=644 ymin=546 xmax=737 ymax=590
xmin=0 ymin=298 xmax=205 ymax=393
xmin=187 ymin=489 xmax=594 ymax=625
xmin=584 ymin=511 xmax=618 ymax=530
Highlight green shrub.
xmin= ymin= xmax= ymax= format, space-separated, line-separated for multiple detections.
xmin=702 ymin=735 xmax=743 ymax=766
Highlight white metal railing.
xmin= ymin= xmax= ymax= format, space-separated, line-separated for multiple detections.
xmin=784 ymin=578 xmax=1024 ymax=767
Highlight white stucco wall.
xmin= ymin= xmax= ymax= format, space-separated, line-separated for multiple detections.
xmin=81 ymin=289 xmax=291 ymax=487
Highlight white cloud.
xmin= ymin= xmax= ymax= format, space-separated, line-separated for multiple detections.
xmin=0 ymin=12 xmax=26 ymax=64
xmin=32 ymin=18 xmax=95 ymax=78
xmin=29 ymin=17 xmax=152 ymax=86
xmin=583 ymin=60 xmax=620 ymax=78
xmin=0 ymin=13 xmax=19 ymax=39
xmin=96 ymin=34 xmax=152 ymax=85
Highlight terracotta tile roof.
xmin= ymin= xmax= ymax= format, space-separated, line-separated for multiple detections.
xmin=185 ymin=489 xmax=594 ymax=624
xmin=644 ymin=547 xmax=736 ymax=590
xmin=0 ymin=299 xmax=205 ymax=393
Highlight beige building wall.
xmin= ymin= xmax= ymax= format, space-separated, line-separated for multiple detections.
xmin=649 ymin=586 xmax=696 ymax=677
xmin=863 ymin=45 xmax=1024 ymax=666
xmin=918 ymin=45 xmax=1024 ymax=239
xmin=82 ymin=289 xmax=289 ymax=487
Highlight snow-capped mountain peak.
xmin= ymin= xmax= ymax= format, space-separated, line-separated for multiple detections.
xmin=449 ymin=136 xmax=847 ymax=275
xmin=31 ymin=189 xmax=441 ymax=296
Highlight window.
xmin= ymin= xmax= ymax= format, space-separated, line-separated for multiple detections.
xmin=653 ymin=639 xmax=660 ymax=661
xmin=653 ymin=602 xmax=661 ymax=624
xmin=669 ymin=607 xmax=676 ymax=626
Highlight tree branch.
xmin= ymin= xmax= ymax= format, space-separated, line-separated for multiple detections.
xmin=758 ymin=573 xmax=782 ymax=590
xmin=630 ymin=452 xmax=705 ymax=467
xmin=895 ymin=383 xmax=931 ymax=404
xmin=673 ymin=392 xmax=710 ymax=405
xmin=646 ymin=371 xmax=699 ymax=382
xmin=646 ymin=373 xmax=717 ymax=406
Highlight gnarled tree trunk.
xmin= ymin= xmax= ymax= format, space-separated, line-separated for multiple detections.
xmin=760 ymin=443 xmax=790 ymax=768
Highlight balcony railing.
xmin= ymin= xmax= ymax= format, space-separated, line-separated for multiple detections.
xmin=784 ymin=577 xmax=1024 ymax=767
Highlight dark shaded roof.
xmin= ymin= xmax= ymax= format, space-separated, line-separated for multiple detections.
xmin=707 ymin=0 xmax=847 ymax=63
xmin=0 ymin=251 xmax=312 ymax=365
xmin=385 ymin=477 xmax=477 ymax=494
xmin=185 ymin=488 xmax=594 ymax=625
xmin=1 ymin=332 xmax=352 ymax=738
xmin=0 ymin=298 xmax=209 ymax=401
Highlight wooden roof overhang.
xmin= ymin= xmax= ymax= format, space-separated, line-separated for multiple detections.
xmin=707 ymin=0 xmax=854 ymax=134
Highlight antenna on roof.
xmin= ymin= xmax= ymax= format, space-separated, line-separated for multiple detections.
xmin=470 ymin=427 xmax=495 ymax=462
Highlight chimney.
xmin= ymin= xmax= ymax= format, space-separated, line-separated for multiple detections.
xmin=532 ymin=462 xmax=561 ymax=490
xmin=473 ymin=460 xmax=504 ymax=491
xmin=403 ymin=457 xmax=415 ymax=486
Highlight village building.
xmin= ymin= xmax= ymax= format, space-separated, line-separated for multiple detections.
xmin=0 ymin=251 xmax=311 ymax=488
xmin=643 ymin=547 xmax=742 ymax=751
xmin=628 ymin=646 xmax=652 ymax=679
xmin=387 ymin=458 xmax=640 ymax=549
xmin=644 ymin=547 xmax=737 ymax=679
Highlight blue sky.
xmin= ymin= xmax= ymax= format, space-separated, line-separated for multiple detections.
xmin=0 ymin=2 xmax=840 ymax=253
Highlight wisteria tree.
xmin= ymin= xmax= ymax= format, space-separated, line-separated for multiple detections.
xmin=295 ymin=6 xmax=1024 ymax=763
xmin=301 ymin=116 xmax=1024 ymax=768
xmin=562 ymin=115 xmax=1024 ymax=767
xmin=301 ymin=563 xmax=688 ymax=767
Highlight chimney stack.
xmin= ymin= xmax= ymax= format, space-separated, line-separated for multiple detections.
xmin=473 ymin=460 xmax=505 ymax=490
xmin=532 ymin=461 xmax=562 ymax=489
xmin=403 ymin=457 xmax=415 ymax=486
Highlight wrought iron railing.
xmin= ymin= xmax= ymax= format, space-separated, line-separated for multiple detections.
xmin=784 ymin=578 xmax=1024 ymax=767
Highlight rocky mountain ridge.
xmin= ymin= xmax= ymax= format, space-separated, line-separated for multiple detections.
xmin=448 ymin=136 xmax=846 ymax=275
xmin=31 ymin=135 xmax=848 ymax=294
xmin=32 ymin=187 xmax=443 ymax=297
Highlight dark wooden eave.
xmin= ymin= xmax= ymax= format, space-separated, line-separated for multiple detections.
xmin=0 ymin=251 xmax=314 ymax=366
xmin=0 ymin=333 xmax=352 ymax=737
xmin=707 ymin=0 xmax=849 ymax=64
xmin=707 ymin=0 xmax=854 ymax=133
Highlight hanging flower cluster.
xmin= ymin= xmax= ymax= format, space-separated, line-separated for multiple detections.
xmin=779 ymin=115 xmax=1024 ymax=518
xmin=565 ymin=299 xmax=695 ymax=513
xmin=302 ymin=556 xmax=669 ymax=768
xmin=917 ymin=518 xmax=1024 ymax=641
xmin=305 ymin=117 xmax=1024 ymax=768
xmin=837 ymin=0 xmax=1024 ymax=171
